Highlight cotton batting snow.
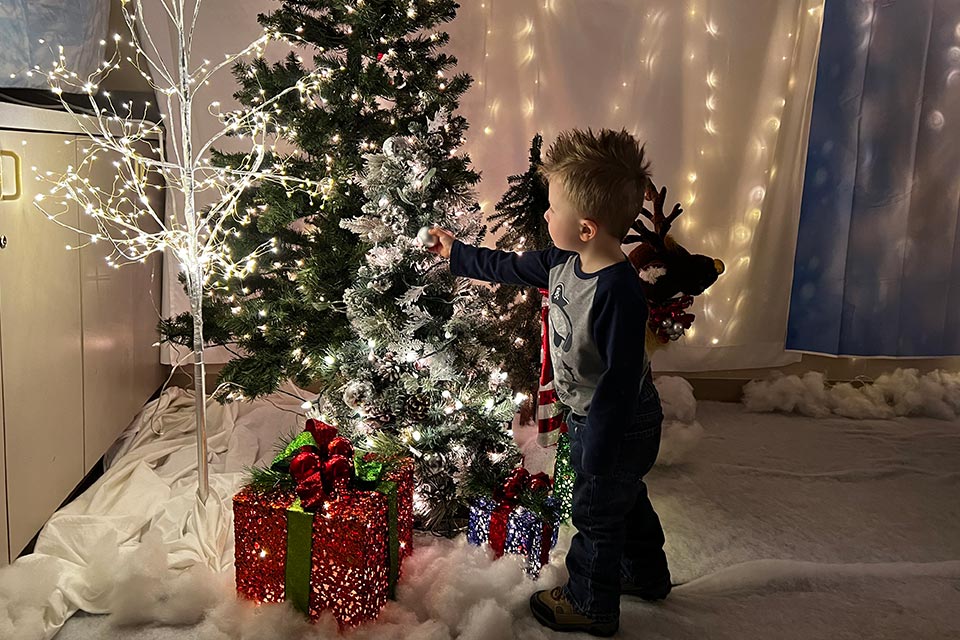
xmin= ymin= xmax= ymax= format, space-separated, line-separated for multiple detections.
xmin=743 ymin=368 xmax=960 ymax=420
xmin=653 ymin=377 xmax=704 ymax=466
xmin=2 ymin=381 xmax=958 ymax=640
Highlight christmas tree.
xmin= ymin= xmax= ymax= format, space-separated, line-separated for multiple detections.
xmin=486 ymin=134 xmax=552 ymax=424
xmin=311 ymin=113 xmax=522 ymax=534
xmin=161 ymin=0 xmax=475 ymax=402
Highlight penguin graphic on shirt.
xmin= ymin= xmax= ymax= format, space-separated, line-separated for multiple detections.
xmin=550 ymin=284 xmax=573 ymax=352
xmin=550 ymin=283 xmax=577 ymax=383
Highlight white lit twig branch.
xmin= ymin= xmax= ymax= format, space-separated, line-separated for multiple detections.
xmin=28 ymin=0 xmax=331 ymax=503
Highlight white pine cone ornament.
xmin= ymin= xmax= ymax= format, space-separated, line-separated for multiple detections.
xmin=405 ymin=394 xmax=430 ymax=421
xmin=375 ymin=352 xmax=403 ymax=384
xmin=366 ymin=406 xmax=394 ymax=427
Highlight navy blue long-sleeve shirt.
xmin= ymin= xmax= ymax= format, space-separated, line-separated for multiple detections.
xmin=451 ymin=241 xmax=650 ymax=475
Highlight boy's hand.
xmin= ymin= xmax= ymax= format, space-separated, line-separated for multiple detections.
xmin=426 ymin=227 xmax=455 ymax=259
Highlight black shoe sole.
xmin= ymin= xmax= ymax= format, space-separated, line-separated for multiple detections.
xmin=529 ymin=593 xmax=619 ymax=637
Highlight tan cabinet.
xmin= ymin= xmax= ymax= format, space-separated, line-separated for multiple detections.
xmin=0 ymin=103 xmax=165 ymax=564
xmin=0 ymin=252 xmax=6 ymax=564
xmin=79 ymin=138 xmax=165 ymax=473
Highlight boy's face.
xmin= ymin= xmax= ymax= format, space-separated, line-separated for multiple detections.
xmin=544 ymin=180 xmax=594 ymax=251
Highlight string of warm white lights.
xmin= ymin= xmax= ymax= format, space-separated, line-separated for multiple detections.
xmin=446 ymin=0 xmax=824 ymax=371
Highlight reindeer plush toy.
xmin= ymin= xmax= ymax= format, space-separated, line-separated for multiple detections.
xmin=623 ymin=182 xmax=725 ymax=350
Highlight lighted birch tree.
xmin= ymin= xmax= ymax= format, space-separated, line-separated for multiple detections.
xmin=31 ymin=0 xmax=328 ymax=502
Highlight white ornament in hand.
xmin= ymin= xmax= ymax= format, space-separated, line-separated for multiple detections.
xmin=418 ymin=226 xmax=438 ymax=248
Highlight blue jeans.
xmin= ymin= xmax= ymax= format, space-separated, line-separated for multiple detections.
xmin=562 ymin=375 xmax=670 ymax=622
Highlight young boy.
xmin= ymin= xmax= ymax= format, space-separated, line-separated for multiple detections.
xmin=428 ymin=128 xmax=670 ymax=637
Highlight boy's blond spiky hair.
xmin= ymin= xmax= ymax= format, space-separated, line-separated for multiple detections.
xmin=539 ymin=128 xmax=651 ymax=240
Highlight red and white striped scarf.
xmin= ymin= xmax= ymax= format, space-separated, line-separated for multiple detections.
xmin=536 ymin=289 xmax=567 ymax=446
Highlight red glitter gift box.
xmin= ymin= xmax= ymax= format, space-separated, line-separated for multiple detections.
xmin=234 ymin=457 xmax=414 ymax=627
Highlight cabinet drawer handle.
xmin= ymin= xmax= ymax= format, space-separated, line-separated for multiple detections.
xmin=0 ymin=150 xmax=23 ymax=201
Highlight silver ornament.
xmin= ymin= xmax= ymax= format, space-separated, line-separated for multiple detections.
xmin=343 ymin=380 xmax=375 ymax=410
xmin=418 ymin=226 xmax=438 ymax=248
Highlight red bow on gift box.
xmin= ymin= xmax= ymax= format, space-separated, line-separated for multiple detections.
xmin=493 ymin=467 xmax=552 ymax=503
xmin=288 ymin=418 xmax=355 ymax=511
xmin=489 ymin=467 xmax=553 ymax=560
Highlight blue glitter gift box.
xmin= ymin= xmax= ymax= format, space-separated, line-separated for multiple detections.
xmin=466 ymin=496 xmax=560 ymax=578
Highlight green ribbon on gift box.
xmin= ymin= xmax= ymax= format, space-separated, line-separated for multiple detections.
xmin=284 ymin=498 xmax=315 ymax=615
xmin=271 ymin=431 xmax=318 ymax=471
xmin=283 ymin=455 xmax=402 ymax=615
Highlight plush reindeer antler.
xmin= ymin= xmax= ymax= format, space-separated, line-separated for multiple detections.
xmin=623 ymin=180 xmax=724 ymax=346
xmin=623 ymin=182 xmax=684 ymax=247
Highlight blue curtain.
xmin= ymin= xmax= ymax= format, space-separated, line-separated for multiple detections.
xmin=787 ymin=0 xmax=960 ymax=356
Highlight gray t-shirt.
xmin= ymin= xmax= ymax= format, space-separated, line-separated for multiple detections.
xmin=451 ymin=241 xmax=651 ymax=474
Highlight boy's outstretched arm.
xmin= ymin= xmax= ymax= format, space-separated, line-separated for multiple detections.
xmin=427 ymin=226 xmax=568 ymax=289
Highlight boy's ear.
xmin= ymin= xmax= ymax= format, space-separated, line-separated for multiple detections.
xmin=579 ymin=218 xmax=599 ymax=242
